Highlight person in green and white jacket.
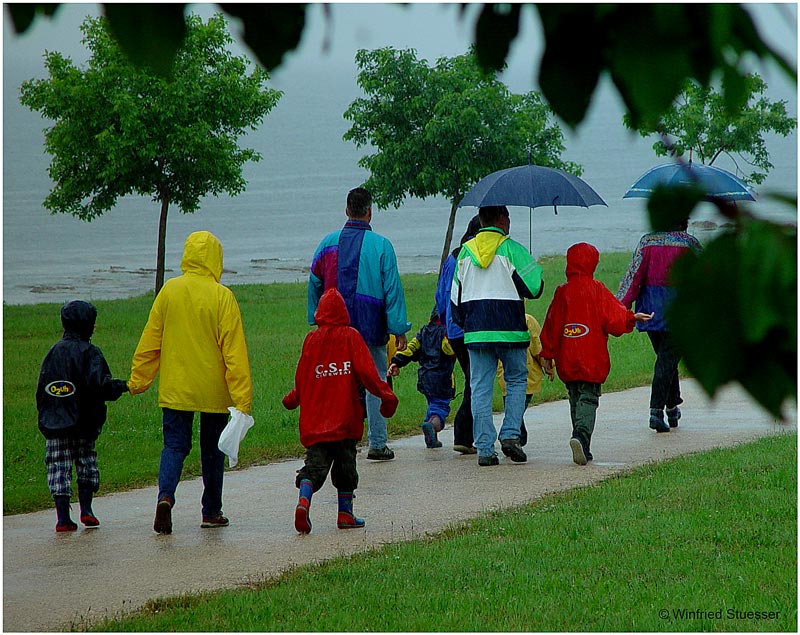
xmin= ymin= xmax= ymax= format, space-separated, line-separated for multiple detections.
xmin=450 ymin=205 xmax=544 ymax=466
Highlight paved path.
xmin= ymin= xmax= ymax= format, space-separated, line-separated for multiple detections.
xmin=3 ymin=380 xmax=795 ymax=631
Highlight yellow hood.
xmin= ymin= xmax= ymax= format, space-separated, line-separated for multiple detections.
xmin=181 ymin=231 xmax=223 ymax=282
xmin=464 ymin=228 xmax=509 ymax=268
xmin=128 ymin=230 xmax=252 ymax=414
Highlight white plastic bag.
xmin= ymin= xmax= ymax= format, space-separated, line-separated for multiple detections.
xmin=218 ymin=407 xmax=254 ymax=468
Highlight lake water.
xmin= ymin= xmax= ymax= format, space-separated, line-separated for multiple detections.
xmin=3 ymin=15 xmax=797 ymax=306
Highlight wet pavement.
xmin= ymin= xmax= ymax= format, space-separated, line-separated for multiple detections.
xmin=3 ymin=379 xmax=795 ymax=632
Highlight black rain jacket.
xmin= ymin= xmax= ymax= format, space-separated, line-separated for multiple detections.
xmin=36 ymin=300 xmax=128 ymax=440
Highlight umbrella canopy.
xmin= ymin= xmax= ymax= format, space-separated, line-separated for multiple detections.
xmin=457 ymin=164 xmax=607 ymax=213
xmin=623 ymin=162 xmax=756 ymax=201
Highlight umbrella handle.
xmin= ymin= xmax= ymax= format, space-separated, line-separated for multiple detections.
xmin=552 ymin=196 xmax=559 ymax=215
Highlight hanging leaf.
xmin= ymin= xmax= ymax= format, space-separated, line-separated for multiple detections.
xmin=668 ymin=221 xmax=797 ymax=418
xmin=103 ymin=4 xmax=186 ymax=78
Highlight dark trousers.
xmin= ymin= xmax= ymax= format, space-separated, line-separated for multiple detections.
xmin=566 ymin=381 xmax=601 ymax=449
xmin=647 ymin=331 xmax=683 ymax=410
xmin=158 ymin=408 xmax=228 ymax=518
xmin=296 ymin=439 xmax=359 ymax=492
xmin=449 ymin=337 xmax=474 ymax=447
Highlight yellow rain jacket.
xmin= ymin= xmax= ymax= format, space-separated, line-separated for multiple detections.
xmin=129 ymin=231 xmax=253 ymax=414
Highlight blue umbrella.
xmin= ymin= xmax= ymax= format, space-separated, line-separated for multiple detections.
xmin=457 ymin=164 xmax=607 ymax=253
xmin=623 ymin=162 xmax=756 ymax=201
xmin=458 ymin=164 xmax=607 ymax=214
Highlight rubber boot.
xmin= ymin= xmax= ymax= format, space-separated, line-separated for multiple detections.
xmin=294 ymin=479 xmax=313 ymax=534
xmin=336 ymin=491 xmax=365 ymax=529
xmin=54 ymin=495 xmax=77 ymax=532
xmin=78 ymin=487 xmax=100 ymax=527
xmin=649 ymin=408 xmax=670 ymax=433
xmin=666 ymin=406 xmax=682 ymax=428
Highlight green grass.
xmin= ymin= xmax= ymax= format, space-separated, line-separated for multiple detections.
xmin=88 ymin=434 xmax=797 ymax=632
xmin=4 ymin=253 xmax=655 ymax=514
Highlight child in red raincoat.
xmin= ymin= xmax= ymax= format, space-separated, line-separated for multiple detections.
xmin=540 ymin=243 xmax=653 ymax=465
xmin=283 ymin=288 xmax=398 ymax=533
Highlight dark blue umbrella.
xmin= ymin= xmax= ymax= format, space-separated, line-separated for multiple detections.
xmin=458 ymin=164 xmax=607 ymax=214
xmin=457 ymin=164 xmax=607 ymax=252
xmin=623 ymin=162 xmax=756 ymax=201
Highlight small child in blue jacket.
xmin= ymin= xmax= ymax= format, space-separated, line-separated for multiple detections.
xmin=388 ymin=308 xmax=456 ymax=448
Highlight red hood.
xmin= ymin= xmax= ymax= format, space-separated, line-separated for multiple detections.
xmin=566 ymin=242 xmax=599 ymax=279
xmin=314 ymin=288 xmax=351 ymax=326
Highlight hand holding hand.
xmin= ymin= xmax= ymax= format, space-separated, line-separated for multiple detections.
xmin=387 ymin=363 xmax=400 ymax=378
xmin=395 ymin=334 xmax=408 ymax=352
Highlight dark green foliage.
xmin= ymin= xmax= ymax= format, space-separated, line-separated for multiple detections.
xmin=103 ymin=4 xmax=186 ymax=77
xmin=528 ymin=4 xmax=795 ymax=129
xmin=669 ymin=219 xmax=797 ymax=418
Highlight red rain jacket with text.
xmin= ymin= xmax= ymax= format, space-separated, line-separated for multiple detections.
xmin=540 ymin=243 xmax=636 ymax=385
xmin=283 ymin=288 xmax=398 ymax=448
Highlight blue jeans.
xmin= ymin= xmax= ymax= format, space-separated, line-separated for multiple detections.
xmin=425 ymin=397 xmax=451 ymax=424
xmin=158 ymin=408 xmax=228 ymax=518
xmin=469 ymin=347 xmax=527 ymax=457
xmin=366 ymin=345 xmax=389 ymax=450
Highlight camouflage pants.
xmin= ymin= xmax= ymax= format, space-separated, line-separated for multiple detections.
xmin=295 ymin=439 xmax=358 ymax=492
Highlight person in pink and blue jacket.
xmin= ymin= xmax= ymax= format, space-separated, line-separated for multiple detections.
xmin=616 ymin=218 xmax=702 ymax=433
xmin=308 ymin=187 xmax=411 ymax=461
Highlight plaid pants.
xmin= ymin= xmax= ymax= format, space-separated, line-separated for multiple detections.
xmin=45 ymin=437 xmax=99 ymax=498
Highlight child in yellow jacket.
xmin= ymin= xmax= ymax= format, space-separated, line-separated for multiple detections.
xmin=497 ymin=313 xmax=553 ymax=445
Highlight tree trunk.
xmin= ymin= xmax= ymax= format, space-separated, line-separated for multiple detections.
xmin=439 ymin=198 xmax=459 ymax=270
xmin=155 ymin=195 xmax=170 ymax=295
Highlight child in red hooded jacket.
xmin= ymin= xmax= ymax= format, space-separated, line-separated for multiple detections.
xmin=283 ymin=288 xmax=398 ymax=533
xmin=540 ymin=243 xmax=653 ymax=466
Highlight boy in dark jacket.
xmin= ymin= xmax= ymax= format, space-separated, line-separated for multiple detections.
xmin=283 ymin=288 xmax=398 ymax=534
xmin=36 ymin=300 xmax=129 ymax=531
xmin=540 ymin=244 xmax=652 ymax=465
xmin=387 ymin=308 xmax=456 ymax=449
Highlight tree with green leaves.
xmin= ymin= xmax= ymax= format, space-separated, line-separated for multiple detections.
xmin=19 ymin=13 xmax=281 ymax=293
xmin=343 ymin=47 xmax=579 ymax=265
xmin=623 ymin=73 xmax=796 ymax=185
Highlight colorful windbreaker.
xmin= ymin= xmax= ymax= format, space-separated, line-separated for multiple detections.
xmin=129 ymin=231 xmax=253 ymax=414
xmin=308 ymin=219 xmax=410 ymax=346
xmin=450 ymin=227 xmax=544 ymax=349
xmin=540 ymin=243 xmax=637 ymax=384
xmin=284 ymin=288 xmax=398 ymax=447
xmin=616 ymin=231 xmax=702 ymax=332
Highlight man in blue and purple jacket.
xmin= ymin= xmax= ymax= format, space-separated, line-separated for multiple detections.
xmin=308 ymin=187 xmax=411 ymax=461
